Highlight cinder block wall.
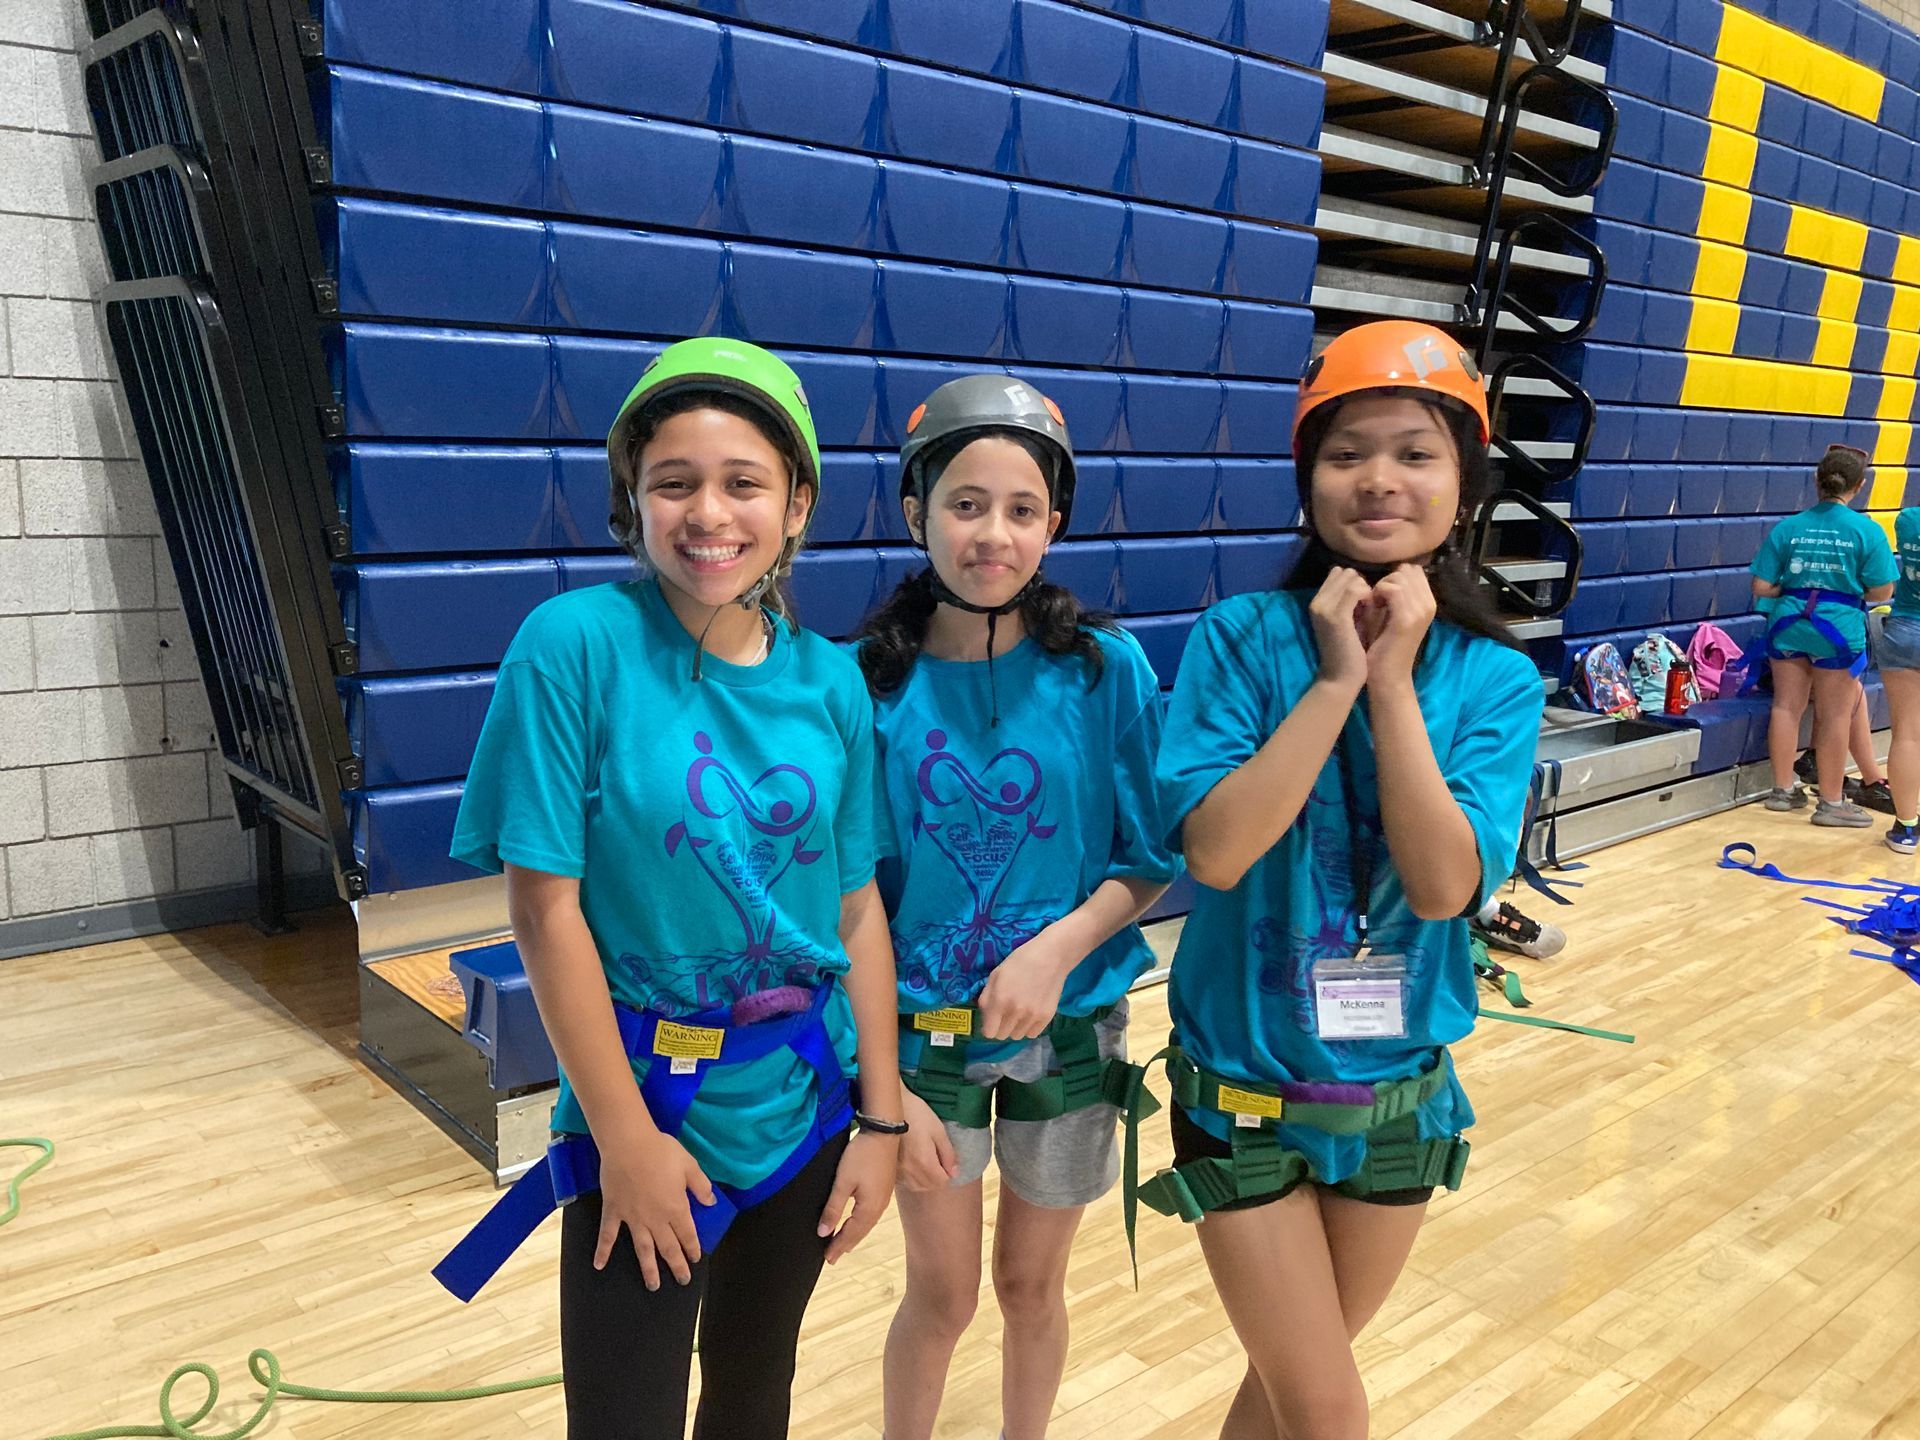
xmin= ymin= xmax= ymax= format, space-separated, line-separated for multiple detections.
xmin=0 ymin=3 xmax=294 ymax=948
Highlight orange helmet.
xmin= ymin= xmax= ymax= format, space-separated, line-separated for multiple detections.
xmin=1293 ymin=321 xmax=1490 ymax=447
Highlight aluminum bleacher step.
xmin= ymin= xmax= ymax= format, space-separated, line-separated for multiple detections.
xmin=1320 ymin=124 xmax=1596 ymax=213
xmin=1322 ymin=51 xmax=1602 ymax=150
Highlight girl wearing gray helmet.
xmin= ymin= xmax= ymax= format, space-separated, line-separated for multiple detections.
xmin=855 ymin=375 xmax=1180 ymax=1440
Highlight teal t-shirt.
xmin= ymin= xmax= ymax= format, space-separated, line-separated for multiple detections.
xmin=1750 ymin=501 xmax=1896 ymax=655
xmin=1892 ymin=509 xmax=1920 ymax=619
xmin=450 ymin=578 xmax=878 ymax=1190
xmin=1154 ymin=591 xmax=1542 ymax=1182
xmin=872 ymin=628 xmax=1181 ymax=1068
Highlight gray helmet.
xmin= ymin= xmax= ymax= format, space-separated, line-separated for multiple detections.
xmin=898 ymin=375 xmax=1078 ymax=532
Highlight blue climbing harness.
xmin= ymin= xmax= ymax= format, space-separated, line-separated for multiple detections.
xmin=433 ymin=978 xmax=852 ymax=1302
xmin=1733 ymin=588 xmax=1869 ymax=693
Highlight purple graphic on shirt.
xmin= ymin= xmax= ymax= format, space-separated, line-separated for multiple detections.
xmin=896 ymin=728 xmax=1060 ymax=1003
xmin=1249 ymin=776 xmax=1428 ymax=1054
xmin=616 ymin=732 xmax=833 ymax=1015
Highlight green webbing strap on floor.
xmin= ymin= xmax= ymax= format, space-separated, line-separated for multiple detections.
xmin=1467 ymin=935 xmax=1631 ymax=1041
xmin=41 ymin=1348 xmax=563 ymax=1440
xmin=1476 ymin=1006 xmax=1636 ymax=1044
xmin=1474 ymin=953 xmax=1531 ymax=1008
xmin=2 ymin=1137 xmax=53 ymax=1227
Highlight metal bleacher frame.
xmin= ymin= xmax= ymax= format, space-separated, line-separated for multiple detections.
xmin=81 ymin=0 xmax=368 ymax=928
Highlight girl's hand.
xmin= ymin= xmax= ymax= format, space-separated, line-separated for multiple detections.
xmin=818 ymin=1129 xmax=898 ymax=1262
xmin=595 ymin=1126 xmax=716 ymax=1290
xmin=895 ymin=1084 xmax=958 ymax=1194
xmin=1309 ymin=567 xmax=1376 ymax=693
xmin=977 ymin=933 xmax=1076 ymax=1040
xmin=1366 ymin=564 xmax=1437 ymax=686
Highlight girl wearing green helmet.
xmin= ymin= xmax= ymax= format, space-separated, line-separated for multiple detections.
xmin=450 ymin=338 xmax=902 ymax=1438
xmin=855 ymin=375 xmax=1179 ymax=1440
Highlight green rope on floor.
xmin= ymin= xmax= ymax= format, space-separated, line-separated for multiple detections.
xmin=42 ymin=1350 xmax=563 ymax=1440
xmin=2 ymin=1137 xmax=54 ymax=1227
xmin=7 ymin=1136 xmax=563 ymax=1439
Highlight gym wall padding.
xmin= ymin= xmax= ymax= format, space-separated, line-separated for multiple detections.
xmin=313 ymin=0 xmax=1326 ymax=892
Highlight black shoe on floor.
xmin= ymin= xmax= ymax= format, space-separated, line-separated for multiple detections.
xmin=1852 ymin=778 xmax=1897 ymax=815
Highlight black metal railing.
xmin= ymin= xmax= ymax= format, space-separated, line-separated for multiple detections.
xmin=83 ymin=0 xmax=366 ymax=912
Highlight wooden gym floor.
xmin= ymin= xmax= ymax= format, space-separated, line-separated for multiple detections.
xmin=5 ymin=807 xmax=1920 ymax=1439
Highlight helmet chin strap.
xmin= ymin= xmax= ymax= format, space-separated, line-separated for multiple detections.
xmin=631 ymin=487 xmax=786 ymax=682
xmin=917 ymin=537 xmax=1041 ymax=729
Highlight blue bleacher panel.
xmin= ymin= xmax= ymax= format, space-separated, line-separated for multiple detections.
xmin=348 ymin=673 xmax=497 ymax=789
xmin=318 ymin=0 xmax=1323 ymax=893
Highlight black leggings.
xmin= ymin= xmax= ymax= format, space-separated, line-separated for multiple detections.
xmin=558 ymin=1129 xmax=849 ymax=1440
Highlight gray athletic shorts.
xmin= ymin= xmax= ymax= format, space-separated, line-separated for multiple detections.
xmin=909 ymin=999 xmax=1129 ymax=1209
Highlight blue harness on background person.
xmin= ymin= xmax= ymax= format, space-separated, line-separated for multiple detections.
xmin=433 ymin=979 xmax=851 ymax=1302
xmin=1733 ymin=588 xmax=1869 ymax=692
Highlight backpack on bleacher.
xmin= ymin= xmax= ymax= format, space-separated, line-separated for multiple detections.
xmin=1570 ymin=642 xmax=1641 ymax=719
xmin=1684 ymin=623 xmax=1744 ymax=699
xmin=1629 ymin=632 xmax=1700 ymax=711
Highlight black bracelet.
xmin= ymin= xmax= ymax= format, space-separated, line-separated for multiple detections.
xmin=854 ymin=1111 xmax=909 ymax=1136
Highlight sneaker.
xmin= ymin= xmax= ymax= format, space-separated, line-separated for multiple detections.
xmin=1812 ymin=798 xmax=1875 ymax=828
xmin=1764 ymin=786 xmax=1809 ymax=811
xmin=1886 ymin=822 xmax=1918 ymax=856
xmin=1795 ymin=748 xmax=1817 ymax=784
xmin=1472 ymin=901 xmax=1567 ymax=960
xmin=1852 ymin=779 xmax=1897 ymax=815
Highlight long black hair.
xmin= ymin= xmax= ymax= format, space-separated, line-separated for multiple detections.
xmin=1286 ymin=389 xmax=1522 ymax=652
xmin=856 ymin=569 xmax=1115 ymax=696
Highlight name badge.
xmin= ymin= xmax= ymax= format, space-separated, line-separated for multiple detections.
xmin=1311 ymin=953 xmax=1408 ymax=1040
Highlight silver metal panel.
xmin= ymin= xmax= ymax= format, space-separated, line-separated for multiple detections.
xmin=1494 ymin=499 xmax=1572 ymax=521
xmin=356 ymin=872 xmax=509 ymax=962
xmin=1536 ymin=711 xmax=1703 ymax=806
xmin=1321 ymin=52 xmax=1601 ymax=146
xmin=1319 ymin=125 xmax=1594 ymax=212
xmin=1488 ymin=558 xmax=1569 ymax=582
xmin=1314 ymin=199 xmax=1591 ymax=276
xmin=1507 ymin=617 xmax=1564 ymax=638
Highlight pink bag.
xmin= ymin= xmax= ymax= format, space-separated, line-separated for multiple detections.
xmin=1685 ymin=623 xmax=1744 ymax=699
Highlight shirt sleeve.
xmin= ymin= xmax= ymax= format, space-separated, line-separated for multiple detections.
xmin=450 ymin=659 xmax=597 ymax=879
xmin=1154 ymin=600 xmax=1280 ymax=855
xmin=1448 ymin=644 xmax=1546 ymax=913
xmin=1105 ymin=645 xmax=1183 ymax=886
xmin=833 ymin=680 xmax=881 ymax=895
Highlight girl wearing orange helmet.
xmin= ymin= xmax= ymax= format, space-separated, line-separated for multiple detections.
xmin=1143 ymin=321 xmax=1543 ymax=1437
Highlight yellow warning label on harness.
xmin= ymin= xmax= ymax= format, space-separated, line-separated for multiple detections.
xmin=653 ymin=1022 xmax=725 ymax=1061
xmin=913 ymin=1007 xmax=974 ymax=1036
xmin=1216 ymin=1085 xmax=1283 ymax=1120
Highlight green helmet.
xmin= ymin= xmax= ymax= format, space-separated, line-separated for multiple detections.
xmin=606 ymin=336 xmax=822 ymax=501
xmin=898 ymin=374 xmax=1077 ymax=532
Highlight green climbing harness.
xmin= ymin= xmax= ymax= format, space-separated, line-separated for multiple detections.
xmin=1121 ymin=1046 xmax=1470 ymax=1248
xmin=899 ymin=1002 xmax=1149 ymax=1128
